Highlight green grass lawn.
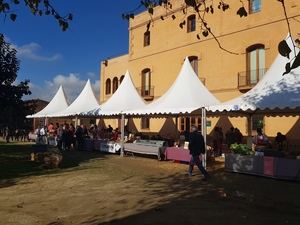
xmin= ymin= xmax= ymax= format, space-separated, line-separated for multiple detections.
xmin=0 ymin=140 xmax=107 ymax=181
xmin=0 ymin=141 xmax=51 ymax=180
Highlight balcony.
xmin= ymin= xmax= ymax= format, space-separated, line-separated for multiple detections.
xmin=238 ymin=68 xmax=267 ymax=91
xmin=137 ymin=86 xmax=154 ymax=101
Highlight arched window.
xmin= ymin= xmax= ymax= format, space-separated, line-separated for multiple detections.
xmin=105 ymin=78 xmax=111 ymax=95
xmin=112 ymin=77 xmax=118 ymax=93
xmin=120 ymin=75 xmax=125 ymax=84
xmin=141 ymin=68 xmax=151 ymax=97
xmin=188 ymin=56 xmax=198 ymax=75
xmin=246 ymin=44 xmax=265 ymax=84
xmin=187 ymin=14 xmax=196 ymax=33
xmin=144 ymin=31 xmax=150 ymax=47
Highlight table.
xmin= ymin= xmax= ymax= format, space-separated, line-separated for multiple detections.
xmin=100 ymin=141 xmax=121 ymax=153
xmin=165 ymin=147 xmax=191 ymax=162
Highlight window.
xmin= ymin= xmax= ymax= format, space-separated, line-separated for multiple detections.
xmin=141 ymin=118 xmax=150 ymax=129
xmin=120 ymin=75 xmax=125 ymax=84
xmin=112 ymin=77 xmax=118 ymax=93
xmin=179 ymin=117 xmax=201 ymax=132
xmin=141 ymin=68 xmax=151 ymax=96
xmin=246 ymin=44 xmax=265 ymax=84
xmin=187 ymin=14 xmax=196 ymax=33
xmin=144 ymin=31 xmax=150 ymax=47
xmin=249 ymin=0 xmax=261 ymax=14
xmin=188 ymin=56 xmax=198 ymax=75
xmin=105 ymin=78 xmax=111 ymax=95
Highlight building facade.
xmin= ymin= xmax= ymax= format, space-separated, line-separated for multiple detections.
xmin=99 ymin=0 xmax=300 ymax=145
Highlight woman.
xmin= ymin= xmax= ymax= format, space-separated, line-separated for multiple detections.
xmin=253 ymin=128 xmax=269 ymax=155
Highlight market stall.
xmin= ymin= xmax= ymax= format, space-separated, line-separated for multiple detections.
xmin=205 ymin=35 xmax=300 ymax=180
xmin=26 ymin=85 xmax=69 ymax=119
xmin=124 ymin=58 xmax=220 ymax=164
xmin=82 ymin=71 xmax=147 ymax=156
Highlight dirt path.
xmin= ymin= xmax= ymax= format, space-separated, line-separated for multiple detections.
xmin=0 ymin=152 xmax=300 ymax=225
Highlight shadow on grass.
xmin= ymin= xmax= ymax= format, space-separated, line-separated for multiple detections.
xmin=0 ymin=142 xmax=108 ymax=188
xmin=81 ymin=167 xmax=300 ymax=225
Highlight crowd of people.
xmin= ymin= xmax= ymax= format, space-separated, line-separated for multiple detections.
xmin=211 ymin=126 xmax=288 ymax=155
xmin=252 ymin=128 xmax=288 ymax=154
xmin=0 ymin=127 xmax=30 ymax=143
xmin=212 ymin=126 xmax=243 ymax=156
xmin=34 ymin=123 xmax=122 ymax=151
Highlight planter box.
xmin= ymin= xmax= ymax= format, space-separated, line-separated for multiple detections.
xmin=263 ymin=156 xmax=277 ymax=177
xmin=225 ymin=153 xmax=300 ymax=181
xmin=275 ymin=158 xmax=300 ymax=181
xmin=225 ymin=153 xmax=264 ymax=175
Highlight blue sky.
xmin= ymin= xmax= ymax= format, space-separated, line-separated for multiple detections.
xmin=0 ymin=0 xmax=142 ymax=101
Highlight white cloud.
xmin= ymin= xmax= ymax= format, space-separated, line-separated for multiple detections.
xmin=26 ymin=73 xmax=100 ymax=103
xmin=12 ymin=42 xmax=62 ymax=62
xmin=87 ymin=72 xmax=97 ymax=78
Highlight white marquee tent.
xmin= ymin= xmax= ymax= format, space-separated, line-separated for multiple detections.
xmin=26 ymin=85 xmax=69 ymax=118
xmin=50 ymin=79 xmax=99 ymax=117
xmin=207 ymin=36 xmax=300 ymax=114
xmin=83 ymin=71 xmax=146 ymax=116
xmin=81 ymin=71 xmax=147 ymax=157
xmin=124 ymin=57 xmax=220 ymax=116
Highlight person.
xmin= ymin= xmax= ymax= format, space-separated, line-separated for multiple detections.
xmin=225 ymin=127 xmax=236 ymax=148
xmin=112 ymin=128 xmax=119 ymax=141
xmin=56 ymin=124 xmax=63 ymax=150
xmin=5 ymin=126 xmax=10 ymax=143
xmin=274 ymin=132 xmax=287 ymax=151
xmin=75 ymin=125 xmax=84 ymax=150
xmin=212 ymin=127 xmax=223 ymax=156
xmin=47 ymin=123 xmax=55 ymax=136
xmin=253 ymin=128 xmax=269 ymax=155
xmin=61 ymin=123 xmax=69 ymax=151
xmin=68 ymin=124 xmax=76 ymax=150
xmin=188 ymin=125 xmax=210 ymax=181
xmin=36 ymin=125 xmax=47 ymax=144
xmin=107 ymin=125 xmax=113 ymax=133
xmin=234 ymin=128 xmax=243 ymax=144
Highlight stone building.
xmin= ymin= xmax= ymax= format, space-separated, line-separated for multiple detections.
xmin=99 ymin=0 xmax=300 ymax=145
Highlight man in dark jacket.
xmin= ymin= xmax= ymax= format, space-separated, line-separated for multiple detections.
xmin=188 ymin=126 xmax=209 ymax=180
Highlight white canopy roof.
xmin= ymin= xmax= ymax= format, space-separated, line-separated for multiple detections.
xmin=50 ymin=79 xmax=99 ymax=117
xmin=26 ymin=85 xmax=69 ymax=118
xmin=83 ymin=71 xmax=146 ymax=116
xmin=207 ymin=36 xmax=300 ymax=113
xmin=125 ymin=57 xmax=220 ymax=116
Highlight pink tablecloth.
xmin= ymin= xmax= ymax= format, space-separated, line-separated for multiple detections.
xmin=165 ymin=147 xmax=191 ymax=162
xmin=264 ymin=156 xmax=276 ymax=177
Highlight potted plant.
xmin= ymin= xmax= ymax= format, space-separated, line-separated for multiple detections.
xmin=225 ymin=143 xmax=264 ymax=175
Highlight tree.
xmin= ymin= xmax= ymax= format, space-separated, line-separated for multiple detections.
xmin=123 ymin=0 xmax=300 ymax=73
xmin=0 ymin=0 xmax=72 ymax=31
xmin=0 ymin=34 xmax=33 ymax=130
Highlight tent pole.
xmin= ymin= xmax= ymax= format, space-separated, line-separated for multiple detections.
xmin=201 ymin=108 xmax=207 ymax=169
xmin=175 ymin=116 xmax=179 ymax=139
xmin=75 ymin=116 xmax=78 ymax=127
xmin=33 ymin=118 xmax=36 ymax=131
xmin=248 ymin=114 xmax=253 ymax=136
xmin=120 ymin=113 xmax=125 ymax=157
xmin=247 ymin=114 xmax=253 ymax=148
